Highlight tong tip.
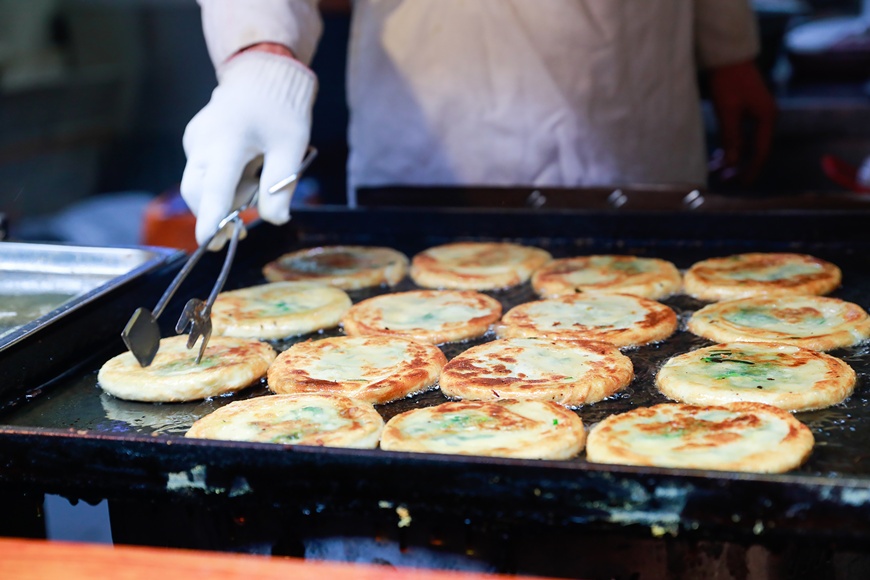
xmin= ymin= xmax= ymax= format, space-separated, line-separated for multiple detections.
xmin=193 ymin=332 xmax=211 ymax=365
xmin=122 ymin=307 xmax=160 ymax=367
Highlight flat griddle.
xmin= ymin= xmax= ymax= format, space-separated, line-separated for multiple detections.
xmin=3 ymin=204 xmax=870 ymax=549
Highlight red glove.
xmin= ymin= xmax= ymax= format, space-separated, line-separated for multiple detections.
xmin=707 ymin=60 xmax=778 ymax=185
xmin=821 ymin=155 xmax=870 ymax=194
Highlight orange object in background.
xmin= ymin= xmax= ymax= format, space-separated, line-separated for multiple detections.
xmin=141 ymin=187 xmax=259 ymax=252
xmin=0 ymin=538 xmax=559 ymax=580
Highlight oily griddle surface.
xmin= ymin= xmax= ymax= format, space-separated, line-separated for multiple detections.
xmin=3 ymin=239 xmax=869 ymax=479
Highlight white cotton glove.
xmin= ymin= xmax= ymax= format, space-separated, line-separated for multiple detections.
xmin=181 ymin=51 xmax=317 ymax=249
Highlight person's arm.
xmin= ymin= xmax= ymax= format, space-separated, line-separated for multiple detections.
xmin=695 ymin=0 xmax=777 ymax=185
xmin=181 ymin=1 xmax=322 ymax=249
xmin=198 ymin=0 xmax=321 ymax=67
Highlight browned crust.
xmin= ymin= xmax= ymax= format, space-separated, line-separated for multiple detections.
xmin=267 ymin=336 xmax=447 ymax=404
xmin=380 ymin=399 xmax=586 ymax=459
xmin=687 ymin=296 xmax=870 ymax=351
xmin=684 ymin=253 xmax=842 ymax=302
xmin=341 ymin=290 xmax=503 ymax=344
xmin=497 ymin=293 xmax=677 ymax=347
xmin=586 ymin=402 xmax=814 ymax=473
xmin=97 ymin=335 xmax=276 ymax=403
xmin=655 ymin=342 xmax=856 ymax=411
xmin=210 ymin=282 xmax=352 ymax=340
xmin=531 ymin=255 xmax=682 ymax=299
xmin=410 ymin=242 xmax=552 ymax=290
xmin=262 ymin=246 xmax=409 ymax=289
xmin=440 ymin=338 xmax=633 ymax=407
xmin=185 ymin=393 xmax=383 ymax=448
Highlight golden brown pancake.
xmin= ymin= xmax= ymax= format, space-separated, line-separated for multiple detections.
xmin=267 ymin=335 xmax=446 ymax=404
xmin=440 ymin=338 xmax=633 ymax=407
xmin=380 ymin=399 xmax=586 ymax=459
xmin=185 ymin=393 xmax=384 ymax=448
xmin=410 ymin=241 xmax=552 ymax=290
xmin=532 ymin=255 xmax=682 ymax=300
xmin=262 ymin=245 xmax=409 ymax=289
xmin=341 ymin=289 xmax=502 ymax=344
xmin=586 ymin=402 xmax=814 ymax=473
xmin=684 ymin=252 xmax=841 ymax=301
xmin=656 ymin=342 xmax=856 ymax=411
xmin=98 ymin=335 xmax=276 ymax=403
xmin=687 ymin=295 xmax=870 ymax=351
xmin=211 ymin=281 xmax=351 ymax=340
xmin=497 ymin=293 xmax=677 ymax=348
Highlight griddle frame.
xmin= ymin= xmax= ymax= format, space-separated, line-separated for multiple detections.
xmin=3 ymin=203 xmax=870 ymax=547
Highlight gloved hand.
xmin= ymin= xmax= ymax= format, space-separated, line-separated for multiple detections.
xmin=821 ymin=155 xmax=870 ymax=194
xmin=707 ymin=60 xmax=778 ymax=186
xmin=181 ymin=50 xmax=317 ymax=249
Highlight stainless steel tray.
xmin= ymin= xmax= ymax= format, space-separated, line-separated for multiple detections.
xmin=0 ymin=241 xmax=184 ymax=400
xmin=0 ymin=242 xmax=181 ymax=349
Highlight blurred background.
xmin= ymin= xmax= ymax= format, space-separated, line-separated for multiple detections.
xmin=1 ymin=0 xmax=869 ymax=246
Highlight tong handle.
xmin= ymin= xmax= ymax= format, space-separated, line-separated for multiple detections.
xmin=266 ymin=146 xmax=318 ymax=195
xmin=150 ymin=145 xmax=318 ymax=321
xmin=151 ymin=235 xmax=212 ymax=320
xmin=188 ymin=217 xmax=243 ymax=365
xmin=206 ymin=217 xmax=243 ymax=312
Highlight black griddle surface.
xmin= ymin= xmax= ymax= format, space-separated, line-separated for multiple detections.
xmin=4 ymin=239 xmax=870 ymax=479
xmin=4 ymin=206 xmax=870 ymax=545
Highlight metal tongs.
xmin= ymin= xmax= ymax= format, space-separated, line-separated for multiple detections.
xmin=122 ymin=147 xmax=318 ymax=367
